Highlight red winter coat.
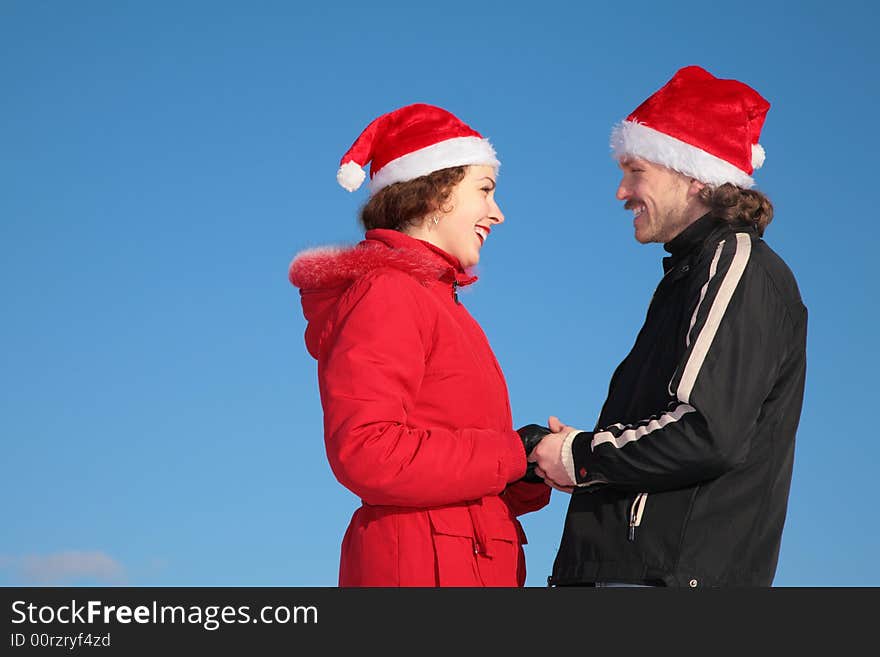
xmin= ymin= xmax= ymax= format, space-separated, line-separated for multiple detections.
xmin=289 ymin=228 xmax=550 ymax=586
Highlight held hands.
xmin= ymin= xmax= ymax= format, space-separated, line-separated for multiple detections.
xmin=517 ymin=424 xmax=551 ymax=455
xmin=516 ymin=424 xmax=551 ymax=483
xmin=528 ymin=416 xmax=577 ymax=493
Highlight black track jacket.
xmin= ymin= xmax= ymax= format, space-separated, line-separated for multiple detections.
xmin=550 ymin=214 xmax=807 ymax=587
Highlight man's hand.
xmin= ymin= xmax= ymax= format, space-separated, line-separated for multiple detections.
xmin=521 ymin=461 xmax=544 ymax=484
xmin=528 ymin=416 xmax=577 ymax=492
xmin=550 ymin=415 xmax=579 ymax=434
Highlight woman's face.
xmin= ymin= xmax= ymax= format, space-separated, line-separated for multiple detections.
xmin=414 ymin=165 xmax=505 ymax=269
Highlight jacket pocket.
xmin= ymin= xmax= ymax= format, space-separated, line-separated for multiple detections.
xmin=427 ymin=506 xmax=480 ymax=585
xmin=479 ymin=504 xmax=526 ymax=544
xmin=427 ymin=506 xmax=475 ymax=538
xmin=427 ymin=502 xmax=522 ymax=543
xmin=426 ymin=503 xmax=524 ymax=586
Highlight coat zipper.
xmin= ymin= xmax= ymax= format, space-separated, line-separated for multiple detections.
xmin=452 ymin=280 xmax=460 ymax=304
xmin=628 ymin=492 xmax=648 ymax=541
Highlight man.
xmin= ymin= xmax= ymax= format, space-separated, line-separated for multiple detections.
xmin=529 ymin=65 xmax=807 ymax=587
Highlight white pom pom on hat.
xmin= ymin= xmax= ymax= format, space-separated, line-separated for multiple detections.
xmin=336 ymin=103 xmax=499 ymax=195
xmin=336 ymin=161 xmax=366 ymax=192
xmin=751 ymin=143 xmax=766 ymax=170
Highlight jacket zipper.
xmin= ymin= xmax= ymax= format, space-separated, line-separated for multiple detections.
xmin=628 ymin=492 xmax=648 ymax=541
xmin=452 ymin=280 xmax=460 ymax=304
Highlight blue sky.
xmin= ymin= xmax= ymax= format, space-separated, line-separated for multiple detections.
xmin=2 ymin=0 xmax=877 ymax=587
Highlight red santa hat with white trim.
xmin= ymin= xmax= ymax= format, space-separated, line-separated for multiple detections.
xmin=611 ymin=65 xmax=770 ymax=189
xmin=336 ymin=103 xmax=499 ymax=195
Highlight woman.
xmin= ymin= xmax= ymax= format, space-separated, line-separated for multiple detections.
xmin=288 ymin=103 xmax=550 ymax=586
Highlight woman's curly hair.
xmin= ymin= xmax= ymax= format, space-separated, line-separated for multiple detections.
xmin=359 ymin=166 xmax=466 ymax=231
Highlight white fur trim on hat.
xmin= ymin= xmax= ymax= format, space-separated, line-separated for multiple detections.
xmin=368 ymin=136 xmax=499 ymax=195
xmin=611 ymin=120 xmax=755 ymax=189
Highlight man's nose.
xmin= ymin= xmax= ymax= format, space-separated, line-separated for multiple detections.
xmin=616 ymin=180 xmax=629 ymax=201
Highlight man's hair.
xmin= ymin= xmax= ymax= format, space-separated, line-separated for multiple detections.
xmin=698 ymin=184 xmax=774 ymax=236
xmin=359 ymin=166 xmax=466 ymax=231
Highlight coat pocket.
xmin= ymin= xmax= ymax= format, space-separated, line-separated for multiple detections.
xmin=427 ymin=503 xmax=522 ymax=543
xmin=427 ymin=506 xmax=480 ymax=585
xmin=427 ymin=503 xmax=524 ymax=587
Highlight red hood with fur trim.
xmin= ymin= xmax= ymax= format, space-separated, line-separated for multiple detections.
xmin=289 ymin=229 xmax=476 ymax=359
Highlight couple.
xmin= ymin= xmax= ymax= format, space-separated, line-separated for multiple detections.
xmin=288 ymin=65 xmax=808 ymax=588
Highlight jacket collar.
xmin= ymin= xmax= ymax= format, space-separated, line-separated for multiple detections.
xmin=364 ymin=229 xmax=478 ymax=287
xmin=662 ymin=213 xmax=724 ymax=272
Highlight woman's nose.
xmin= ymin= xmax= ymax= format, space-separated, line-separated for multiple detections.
xmin=491 ymin=200 xmax=505 ymax=224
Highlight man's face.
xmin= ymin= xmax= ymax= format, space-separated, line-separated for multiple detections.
xmin=616 ymin=157 xmax=700 ymax=244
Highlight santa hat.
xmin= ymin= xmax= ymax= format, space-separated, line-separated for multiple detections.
xmin=611 ymin=66 xmax=770 ymax=189
xmin=336 ymin=103 xmax=499 ymax=195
